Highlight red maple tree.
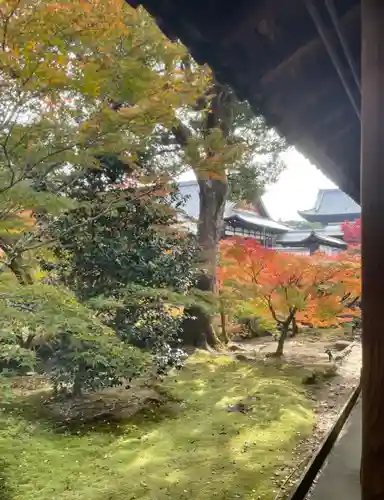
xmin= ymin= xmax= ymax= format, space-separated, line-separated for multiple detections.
xmin=220 ymin=238 xmax=361 ymax=355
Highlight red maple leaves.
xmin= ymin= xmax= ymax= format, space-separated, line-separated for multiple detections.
xmin=341 ymin=218 xmax=361 ymax=244
xmin=219 ymin=238 xmax=361 ymax=354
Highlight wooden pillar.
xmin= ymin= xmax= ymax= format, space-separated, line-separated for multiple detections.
xmin=361 ymin=1 xmax=384 ymax=498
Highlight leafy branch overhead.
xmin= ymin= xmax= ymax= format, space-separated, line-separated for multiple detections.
xmin=0 ymin=0 xmax=288 ymax=392
xmin=0 ymin=0 xmax=210 ymax=392
xmin=0 ymin=0 xmax=208 ymax=274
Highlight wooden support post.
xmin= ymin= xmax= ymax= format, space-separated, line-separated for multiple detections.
xmin=361 ymin=0 xmax=384 ymax=498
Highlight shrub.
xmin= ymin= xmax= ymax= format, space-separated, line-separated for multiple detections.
xmin=220 ymin=238 xmax=361 ymax=356
xmin=0 ymin=344 xmax=36 ymax=376
xmin=233 ymin=301 xmax=278 ymax=339
xmin=49 ymin=177 xmax=199 ymax=371
xmin=0 ymin=283 xmax=146 ymax=396
xmin=87 ymin=286 xmax=191 ymax=374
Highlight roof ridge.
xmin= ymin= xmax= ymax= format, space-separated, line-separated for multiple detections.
xmin=318 ymin=188 xmax=340 ymax=193
xmin=234 ymin=207 xmax=268 ymax=219
xmin=314 ymin=190 xmax=324 ymax=211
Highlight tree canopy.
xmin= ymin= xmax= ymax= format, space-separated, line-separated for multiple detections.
xmin=0 ymin=0 xmax=287 ymax=390
xmin=220 ymin=238 xmax=361 ymax=355
xmin=0 ymin=0 xmax=207 ymax=277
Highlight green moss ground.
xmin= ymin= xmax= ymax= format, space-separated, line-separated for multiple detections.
xmin=0 ymin=352 xmax=314 ymax=500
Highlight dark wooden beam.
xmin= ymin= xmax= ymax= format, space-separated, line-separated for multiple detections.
xmin=268 ymin=91 xmax=352 ymax=144
xmin=264 ymin=77 xmax=342 ymax=122
xmin=311 ymin=107 xmax=354 ymax=140
xmin=295 ymin=136 xmax=359 ymax=202
xmin=130 ymin=0 xmax=362 ymax=201
xmin=325 ymin=129 xmax=360 ymax=177
xmin=260 ymin=56 xmax=358 ymax=138
xmin=361 ymin=0 xmax=384 ymax=498
xmin=260 ymin=5 xmax=360 ymax=86
xmin=220 ymin=0 xmax=305 ymax=45
xmin=322 ymin=121 xmax=358 ymax=150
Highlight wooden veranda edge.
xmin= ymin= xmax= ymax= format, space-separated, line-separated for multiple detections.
xmin=286 ymin=379 xmax=361 ymax=500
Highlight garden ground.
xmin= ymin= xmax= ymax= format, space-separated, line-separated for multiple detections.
xmin=0 ymin=333 xmax=361 ymax=500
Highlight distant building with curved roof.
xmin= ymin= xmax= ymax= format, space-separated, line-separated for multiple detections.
xmin=299 ymin=189 xmax=361 ymax=225
xmin=177 ymin=181 xmax=347 ymax=254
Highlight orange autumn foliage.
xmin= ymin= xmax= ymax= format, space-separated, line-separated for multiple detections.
xmin=219 ymin=238 xmax=361 ymax=335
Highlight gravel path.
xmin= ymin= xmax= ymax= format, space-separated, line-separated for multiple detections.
xmin=227 ymin=334 xmax=362 ymax=499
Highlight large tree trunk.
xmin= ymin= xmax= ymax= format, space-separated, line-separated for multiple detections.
xmin=180 ymin=305 xmax=217 ymax=348
xmin=181 ymin=178 xmax=228 ymax=348
xmin=174 ymin=81 xmax=233 ymax=349
xmin=197 ymin=178 xmax=228 ymax=275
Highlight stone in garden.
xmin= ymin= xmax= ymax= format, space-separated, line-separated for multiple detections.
xmin=334 ymin=340 xmax=352 ymax=351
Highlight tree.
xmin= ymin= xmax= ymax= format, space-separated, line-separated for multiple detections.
xmin=0 ymin=0 xmax=285 ymax=351
xmin=0 ymin=0 xmax=207 ymax=390
xmin=169 ymin=83 xmax=286 ymax=347
xmin=0 ymin=0 xmax=206 ymax=283
xmin=216 ymin=258 xmax=250 ymax=343
xmin=341 ymin=218 xmax=361 ymax=244
xmin=0 ymin=282 xmax=145 ymax=396
xmin=47 ymin=157 xmax=199 ymax=368
xmin=220 ymin=238 xmax=360 ymax=355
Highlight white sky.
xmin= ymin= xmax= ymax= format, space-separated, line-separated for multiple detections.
xmin=178 ymin=148 xmax=336 ymax=221
xmin=263 ymin=149 xmax=336 ymax=220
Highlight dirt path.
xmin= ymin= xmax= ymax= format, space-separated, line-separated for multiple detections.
xmin=312 ymin=341 xmax=361 ymax=433
xmin=224 ymin=332 xmax=362 ymax=498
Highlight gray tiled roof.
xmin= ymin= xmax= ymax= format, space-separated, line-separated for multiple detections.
xmin=225 ymin=211 xmax=291 ymax=232
xmin=277 ymin=230 xmax=347 ymax=248
xmin=177 ymin=180 xmax=289 ymax=233
xmin=300 ymin=189 xmax=361 ymax=216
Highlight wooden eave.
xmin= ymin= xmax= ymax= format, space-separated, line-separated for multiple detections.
xmin=127 ymin=0 xmax=361 ymax=203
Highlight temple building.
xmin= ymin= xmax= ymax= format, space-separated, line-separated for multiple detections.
xmin=222 ymin=202 xmax=289 ymax=248
xmin=177 ymin=180 xmax=289 ymax=247
xmin=299 ymin=188 xmax=361 ymax=241
xmin=299 ymin=188 xmax=361 ymax=225
xmin=276 ymin=229 xmax=347 ymax=255
xmin=177 ymin=181 xmax=347 ymax=254
xmin=275 ymin=189 xmax=358 ymax=253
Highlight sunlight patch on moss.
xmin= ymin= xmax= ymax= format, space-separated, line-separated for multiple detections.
xmin=0 ymin=352 xmax=315 ymax=500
